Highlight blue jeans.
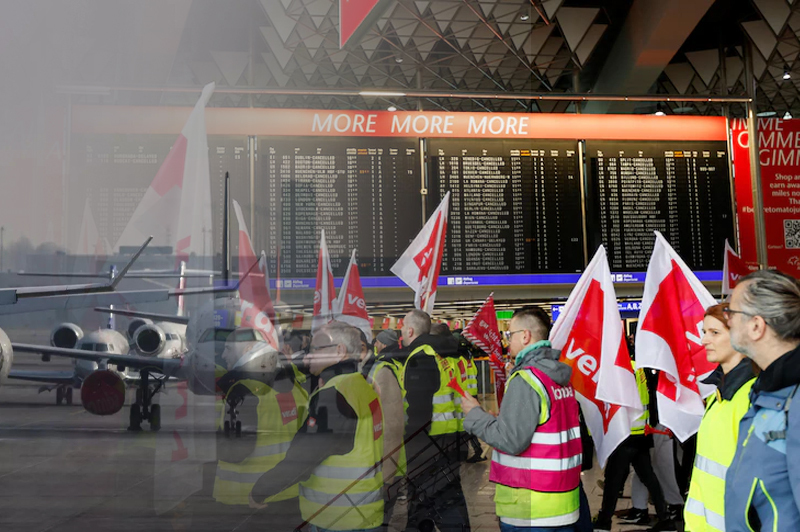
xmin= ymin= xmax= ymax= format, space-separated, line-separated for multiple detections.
xmin=499 ymin=523 xmax=575 ymax=532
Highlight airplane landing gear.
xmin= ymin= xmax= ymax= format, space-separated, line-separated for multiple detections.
xmin=222 ymin=396 xmax=244 ymax=438
xmin=127 ymin=370 xmax=165 ymax=432
xmin=55 ymin=386 xmax=73 ymax=406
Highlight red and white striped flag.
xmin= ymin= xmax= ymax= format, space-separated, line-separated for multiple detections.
xmin=391 ymin=192 xmax=449 ymax=313
xmin=636 ymin=231 xmax=717 ymax=441
xmin=335 ymin=249 xmax=372 ymax=340
xmin=115 ymin=82 xmax=214 ymax=262
xmin=462 ymin=294 xmax=507 ymax=405
xmin=232 ymin=200 xmax=280 ymax=350
xmin=722 ymin=239 xmax=757 ymax=297
xmin=312 ymin=229 xmax=336 ymax=334
xmin=550 ymin=246 xmax=643 ymax=466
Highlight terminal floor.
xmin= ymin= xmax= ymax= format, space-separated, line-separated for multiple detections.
xmin=0 ymin=372 xmax=670 ymax=532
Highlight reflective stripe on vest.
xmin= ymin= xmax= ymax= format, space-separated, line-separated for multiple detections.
xmin=465 ymin=358 xmax=479 ymax=396
xmin=299 ymin=373 xmax=384 ymax=531
xmin=402 ymin=344 xmax=459 ymax=436
xmin=684 ymin=377 xmax=754 ymax=532
xmin=213 ymin=379 xmax=308 ymax=506
xmin=490 ymin=366 xmax=581 ymax=526
xmin=685 ymin=497 xmax=726 ymax=532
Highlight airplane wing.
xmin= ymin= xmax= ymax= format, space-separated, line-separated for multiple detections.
xmin=0 ymin=282 xmax=239 ymax=316
xmin=12 ymin=344 xmax=184 ymax=376
xmin=3 ymin=236 xmax=153 ymax=301
xmin=94 ymin=307 xmax=191 ymax=325
xmin=8 ymin=369 xmax=76 ymax=385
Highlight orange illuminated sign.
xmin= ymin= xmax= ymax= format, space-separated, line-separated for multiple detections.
xmin=72 ymin=106 xmax=727 ymax=142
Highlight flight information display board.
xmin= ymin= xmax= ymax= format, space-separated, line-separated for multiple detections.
xmin=586 ymin=141 xmax=734 ymax=271
xmin=427 ymin=139 xmax=585 ymax=275
xmin=256 ymin=137 xmax=422 ymax=277
xmin=69 ymin=134 xmax=249 ymax=258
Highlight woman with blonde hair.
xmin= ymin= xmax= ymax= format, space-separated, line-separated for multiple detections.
xmin=684 ymin=303 xmax=757 ymax=531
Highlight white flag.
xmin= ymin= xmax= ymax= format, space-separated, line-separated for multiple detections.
xmin=635 ymin=231 xmax=717 ymax=441
xmin=335 ymin=249 xmax=372 ymax=340
xmin=390 ymin=192 xmax=449 ymax=313
xmin=312 ymin=229 xmax=336 ymax=333
xmin=550 ymin=246 xmax=643 ymax=467
xmin=115 ymin=82 xmax=215 ymax=260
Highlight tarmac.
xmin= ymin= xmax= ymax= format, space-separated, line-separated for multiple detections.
xmin=0 ymin=357 xmax=671 ymax=532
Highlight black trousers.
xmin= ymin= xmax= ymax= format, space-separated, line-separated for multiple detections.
xmin=597 ymin=436 xmax=668 ymax=522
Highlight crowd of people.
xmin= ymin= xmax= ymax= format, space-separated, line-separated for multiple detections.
xmin=206 ymin=268 xmax=800 ymax=532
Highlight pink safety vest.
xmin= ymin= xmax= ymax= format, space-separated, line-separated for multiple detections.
xmin=489 ymin=366 xmax=582 ymax=493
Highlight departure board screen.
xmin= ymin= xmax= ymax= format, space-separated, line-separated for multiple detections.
xmin=69 ymin=134 xmax=249 ymax=258
xmin=256 ymin=137 xmax=422 ymax=277
xmin=427 ymin=139 xmax=585 ymax=275
xmin=586 ymin=141 xmax=734 ymax=271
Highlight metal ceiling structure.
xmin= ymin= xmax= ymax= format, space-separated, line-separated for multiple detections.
xmin=14 ymin=0 xmax=792 ymax=116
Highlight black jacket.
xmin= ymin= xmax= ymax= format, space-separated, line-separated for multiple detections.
xmin=250 ymin=360 xmax=360 ymax=502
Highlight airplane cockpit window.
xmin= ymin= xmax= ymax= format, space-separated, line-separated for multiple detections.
xmin=229 ymin=328 xmax=258 ymax=342
xmin=80 ymin=343 xmax=94 ymax=351
xmin=199 ymin=328 xmax=235 ymax=343
xmin=94 ymin=344 xmax=110 ymax=352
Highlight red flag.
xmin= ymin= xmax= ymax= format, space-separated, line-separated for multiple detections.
xmin=462 ymin=293 xmax=506 ymax=405
xmin=312 ymin=229 xmax=336 ymax=333
xmin=339 ymin=0 xmax=385 ymax=48
xmin=722 ymin=239 xmax=757 ymax=296
xmin=232 ymin=200 xmax=280 ymax=350
xmin=550 ymin=246 xmax=643 ymax=467
xmin=391 ymin=192 xmax=449 ymax=313
xmin=636 ymin=231 xmax=717 ymax=441
xmin=334 ymin=249 xmax=372 ymax=340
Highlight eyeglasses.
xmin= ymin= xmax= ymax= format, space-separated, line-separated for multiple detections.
xmin=722 ymin=307 xmax=756 ymax=320
xmin=309 ymin=343 xmax=337 ymax=352
xmin=504 ymin=330 xmax=525 ymax=341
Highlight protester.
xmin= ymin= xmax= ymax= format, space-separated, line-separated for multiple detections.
xmin=683 ymin=303 xmax=756 ymax=532
xmin=592 ymin=358 xmax=675 ymax=532
xmin=724 ymin=270 xmax=800 ymax=531
xmin=400 ymin=309 xmax=471 ymax=531
xmin=624 ymin=368 xmax=685 ymax=527
xmin=375 ymin=329 xmax=399 ymax=357
xmin=461 ymin=306 xmax=584 ymax=531
xmin=361 ymin=327 xmax=407 ymax=530
xmin=249 ymin=321 xmax=385 ymax=532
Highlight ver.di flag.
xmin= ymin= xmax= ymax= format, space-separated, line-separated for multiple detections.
xmin=233 ymin=200 xmax=280 ymax=350
xmin=550 ymin=246 xmax=643 ymax=467
xmin=115 ymin=82 xmax=215 ymax=262
xmin=462 ymin=293 xmax=507 ymax=405
xmin=312 ymin=229 xmax=336 ymax=334
xmin=722 ymin=239 xmax=757 ymax=297
xmin=390 ymin=192 xmax=449 ymax=313
xmin=635 ymin=231 xmax=717 ymax=441
xmin=335 ymin=249 xmax=372 ymax=341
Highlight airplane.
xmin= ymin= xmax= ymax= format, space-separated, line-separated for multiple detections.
xmin=12 ymin=201 xmax=292 ymax=434
xmin=0 ymin=237 xmax=154 ymax=388
xmin=7 ymin=264 xmax=192 ymax=404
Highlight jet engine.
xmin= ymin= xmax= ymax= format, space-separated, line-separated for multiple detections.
xmin=127 ymin=318 xmax=152 ymax=341
xmin=0 ymin=328 xmax=12 ymax=382
xmin=132 ymin=324 xmax=165 ymax=357
xmin=80 ymin=369 xmax=125 ymax=416
xmin=47 ymin=323 xmax=84 ymax=362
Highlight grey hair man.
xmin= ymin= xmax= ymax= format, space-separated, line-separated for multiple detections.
xmin=724 ymin=270 xmax=800 ymax=531
xmin=250 ymin=321 xmax=385 ymax=531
